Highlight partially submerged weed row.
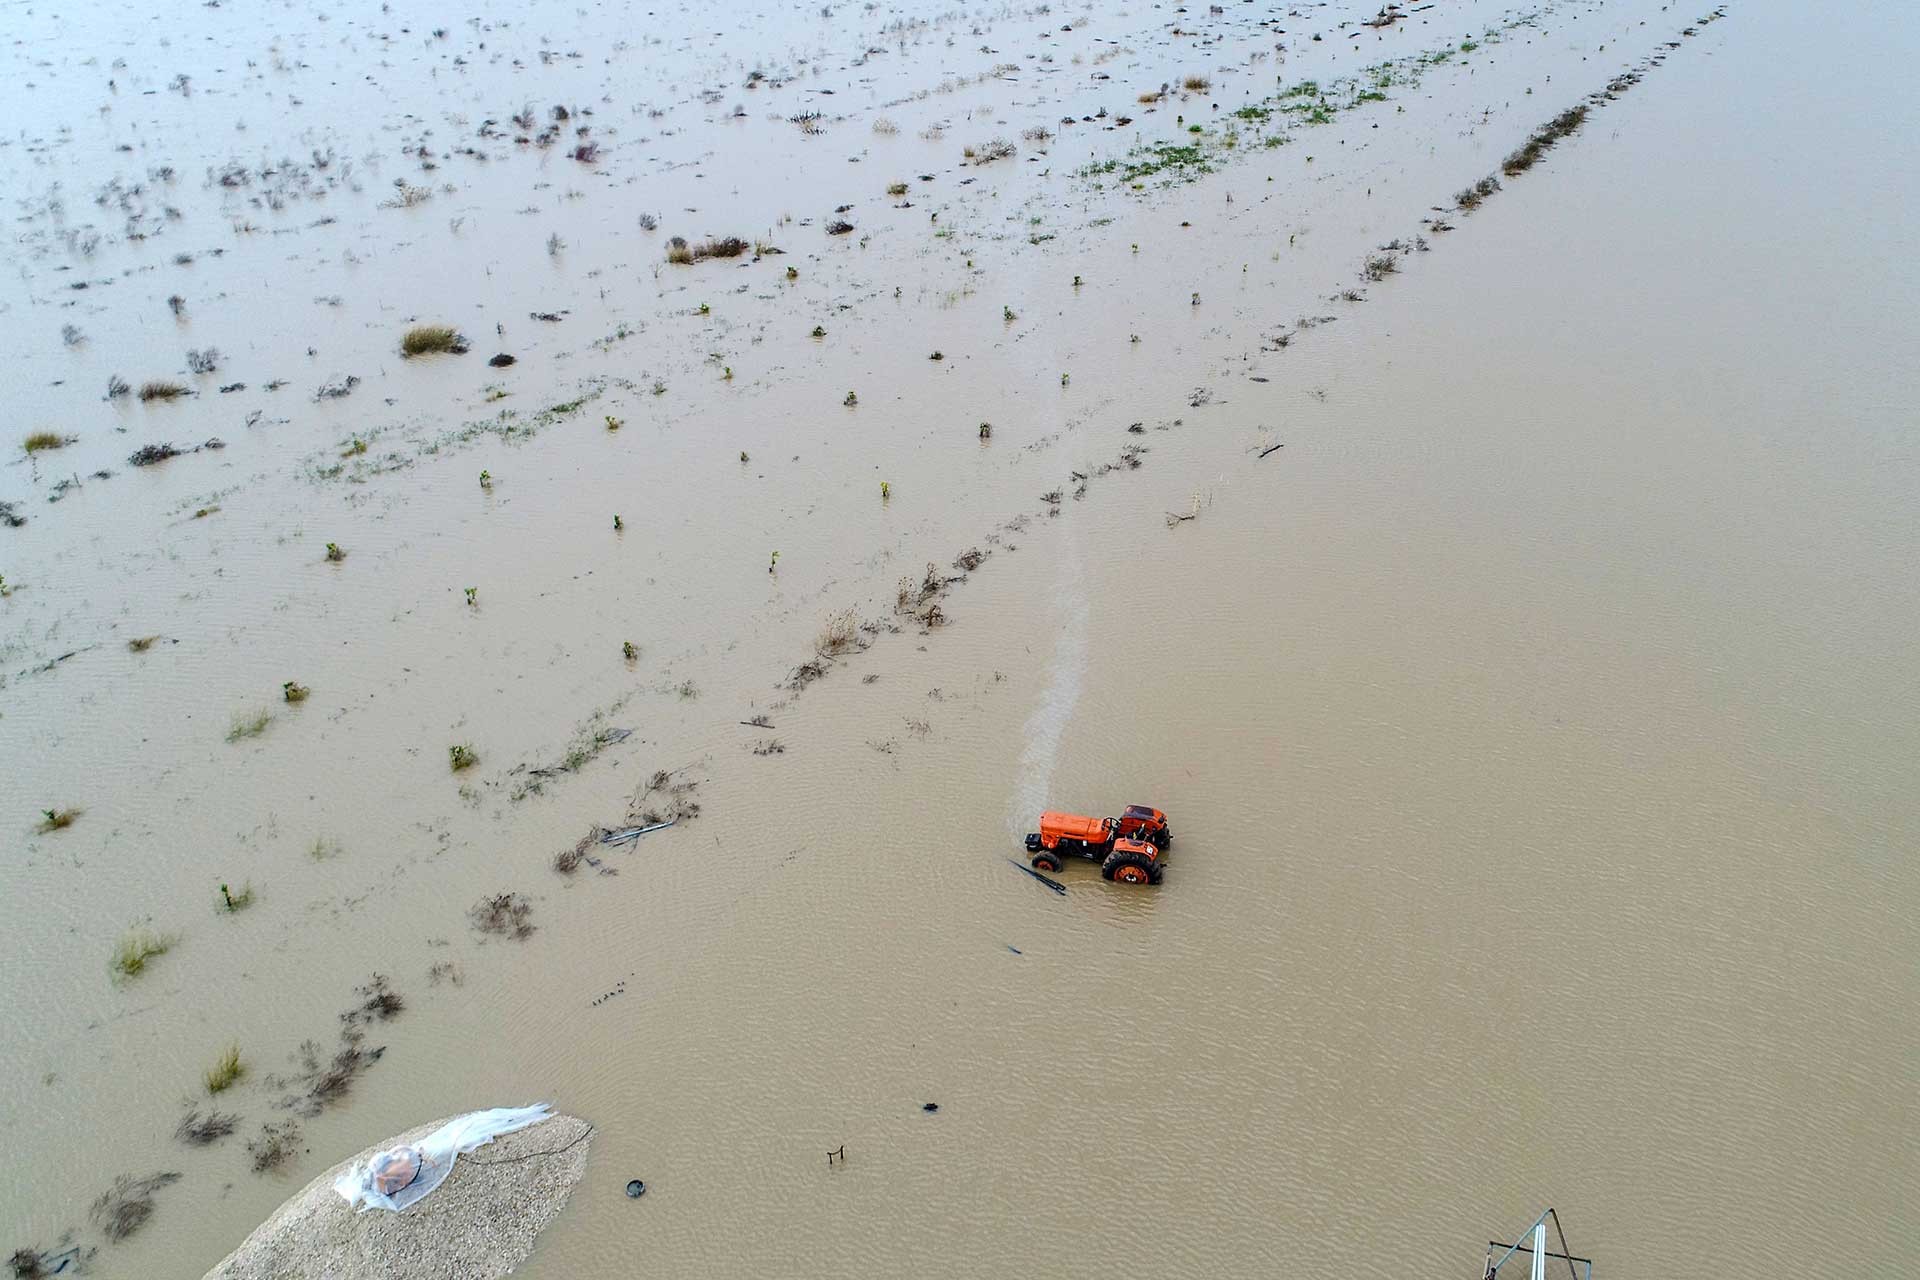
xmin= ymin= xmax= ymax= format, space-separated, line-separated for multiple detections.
xmin=1084 ymin=15 xmax=1544 ymax=193
xmin=1502 ymin=104 xmax=1592 ymax=177
xmin=1455 ymin=175 xmax=1501 ymax=211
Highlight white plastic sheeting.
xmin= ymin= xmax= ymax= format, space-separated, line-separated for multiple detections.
xmin=333 ymin=1104 xmax=553 ymax=1213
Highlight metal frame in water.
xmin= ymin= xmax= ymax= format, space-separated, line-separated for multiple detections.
xmin=1485 ymin=1207 xmax=1592 ymax=1280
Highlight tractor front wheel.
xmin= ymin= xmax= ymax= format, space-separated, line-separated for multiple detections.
xmin=1102 ymin=848 xmax=1156 ymax=885
xmin=1031 ymin=850 xmax=1063 ymax=874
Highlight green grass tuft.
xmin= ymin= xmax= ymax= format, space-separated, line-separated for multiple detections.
xmin=204 ymin=1043 xmax=245 ymax=1093
xmin=24 ymin=431 xmax=69 ymax=453
xmin=110 ymin=928 xmax=174 ymax=980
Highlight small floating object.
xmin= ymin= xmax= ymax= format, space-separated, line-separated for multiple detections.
xmin=921 ymin=1103 xmax=939 ymax=1113
xmin=626 ymin=1179 xmax=646 ymax=1198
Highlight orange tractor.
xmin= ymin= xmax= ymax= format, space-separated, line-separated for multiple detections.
xmin=1024 ymin=805 xmax=1172 ymax=884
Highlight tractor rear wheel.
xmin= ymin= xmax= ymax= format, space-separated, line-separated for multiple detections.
xmin=1031 ymin=850 xmax=1063 ymax=874
xmin=1102 ymin=848 xmax=1156 ymax=886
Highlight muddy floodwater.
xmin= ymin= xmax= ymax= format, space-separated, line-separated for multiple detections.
xmin=2 ymin=0 xmax=1916 ymax=1275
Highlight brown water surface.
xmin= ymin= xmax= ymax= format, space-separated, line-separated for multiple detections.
xmin=2 ymin=0 xmax=1915 ymax=1275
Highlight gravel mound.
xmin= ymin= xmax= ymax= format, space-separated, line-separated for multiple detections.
xmin=204 ymin=1113 xmax=592 ymax=1280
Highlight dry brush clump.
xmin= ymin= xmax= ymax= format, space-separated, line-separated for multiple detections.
xmin=344 ymin=973 xmax=405 ymax=1025
xmin=816 ymin=607 xmax=864 ymax=658
xmin=1362 ymin=252 xmax=1400 ymax=282
xmin=89 ymin=1172 xmax=180 ymax=1242
xmin=633 ymin=769 xmax=701 ymax=825
xmin=963 ymin=138 xmax=1016 ymax=163
xmin=471 ymin=893 xmax=535 ymax=940
xmin=553 ymin=831 xmax=594 ymax=875
xmin=664 ymin=235 xmax=750 ymax=265
xmin=128 ymin=443 xmax=182 ymax=467
xmin=896 ymin=561 xmax=957 ymax=626
xmin=248 ymin=1121 xmax=303 ymax=1174
xmin=175 ymin=1109 xmax=239 ymax=1146
xmin=23 ymin=431 xmax=69 ymax=454
xmin=137 ymin=380 xmax=189 ymax=402
xmin=247 ymin=975 xmax=401 ymax=1128
xmin=399 ymin=325 xmax=469 ymax=357
xmin=274 ymin=1036 xmax=383 ymax=1118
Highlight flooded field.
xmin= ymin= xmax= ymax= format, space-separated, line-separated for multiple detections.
xmin=4 ymin=0 xmax=1916 ymax=1275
